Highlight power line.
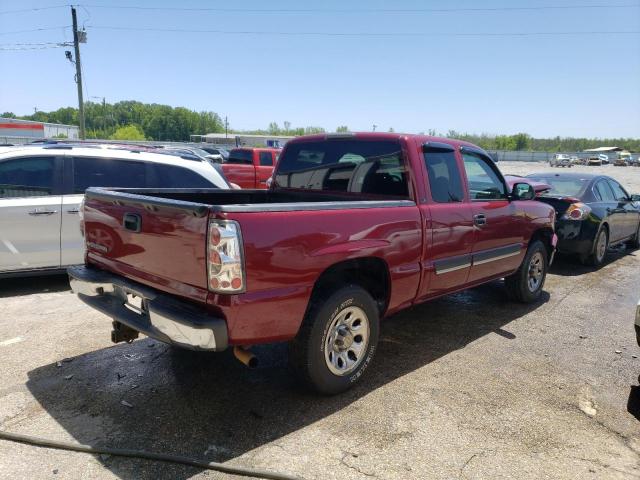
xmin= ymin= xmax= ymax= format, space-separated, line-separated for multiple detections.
xmin=80 ymin=3 xmax=640 ymax=13
xmin=0 ymin=26 xmax=70 ymax=36
xmin=0 ymin=44 xmax=71 ymax=51
xmin=0 ymin=5 xmax=69 ymax=15
xmin=90 ymin=26 xmax=640 ymax=37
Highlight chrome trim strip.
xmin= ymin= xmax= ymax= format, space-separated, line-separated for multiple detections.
xmin=473 ymin=250 xmax=520 ymax=266
xmin=435 ymin=262 xmax=472 ymax=275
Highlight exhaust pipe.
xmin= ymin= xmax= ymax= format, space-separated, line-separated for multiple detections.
xmin=233 ymin=346 xmax=258 ymax=368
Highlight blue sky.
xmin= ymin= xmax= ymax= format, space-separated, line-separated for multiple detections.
xmin=1 ymin=0 xmax=639 ymax=138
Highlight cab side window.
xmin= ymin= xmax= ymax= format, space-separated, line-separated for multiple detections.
xmin=423 ymin=148 xmax=464 ymax=203
xmin=0 ymin=156 xmax=56 ymax=198
xmin=259 ymin=152 xmax=273 ymax=166
xmin=461 ymin=152 xmax=507 ymax=200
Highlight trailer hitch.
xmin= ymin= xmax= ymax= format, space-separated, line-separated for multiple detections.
xmin=111 ymin=321 xmax=139 ymax=344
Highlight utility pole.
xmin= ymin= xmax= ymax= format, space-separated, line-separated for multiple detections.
xmin=71 ymin=7 xmax=86 ymax=139
xmin=225 ymin=116 xmax=228 ymax=138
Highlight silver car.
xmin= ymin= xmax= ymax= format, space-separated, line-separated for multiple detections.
xmin=0 ymin=144 xmax=230 ymax=276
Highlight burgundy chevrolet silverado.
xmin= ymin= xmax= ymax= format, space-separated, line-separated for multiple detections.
xmin=69 ymin=133 xmax=557 ymax=394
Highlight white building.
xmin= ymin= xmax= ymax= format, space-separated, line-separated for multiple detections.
xmin=0 ymin=118 xmax=80 ymax=144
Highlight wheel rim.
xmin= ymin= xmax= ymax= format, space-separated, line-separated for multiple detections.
xmin=527 ymin=252 xmax=544 ymax=292
xmin=324 ymin=306 xmax=370 ymax=376
xmin=595 ymin=230 xmax=607 ymax=262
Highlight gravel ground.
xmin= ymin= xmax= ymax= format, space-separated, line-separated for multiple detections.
xmin=498 ymin=161 xmax=640 ymax=195
xmin=0 ymin=162 xmax=639 ymax=480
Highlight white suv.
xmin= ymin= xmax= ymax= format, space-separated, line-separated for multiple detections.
xmin=0 ymin=144 xmax=230 ymax=276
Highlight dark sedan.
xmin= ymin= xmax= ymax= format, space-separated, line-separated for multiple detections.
xmin=526 ymin=172 xmax=640 ymax=267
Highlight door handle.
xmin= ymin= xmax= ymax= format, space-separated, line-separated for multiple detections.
xmin=474 ymin=214 xmax=487 ymax=226
xmin=28 ymin=209 xmax=58 ymax=216
xmin=66 ymin=209 xmax=79 ymax=214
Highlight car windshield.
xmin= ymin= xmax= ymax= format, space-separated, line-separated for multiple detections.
xmin=526 ymin=175 xmax=589 ymax=197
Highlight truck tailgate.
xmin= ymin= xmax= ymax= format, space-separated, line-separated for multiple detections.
xmin=83 ymin=190 xmax=210 ymax=292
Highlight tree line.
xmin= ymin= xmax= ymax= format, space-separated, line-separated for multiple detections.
xmin=1 ymin=105 xmax=638 ymax=151
xmin=1 ymin=101 xmax=224 ymax=141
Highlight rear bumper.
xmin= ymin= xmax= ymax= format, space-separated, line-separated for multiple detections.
xmin=68 ymin=265 xmax=228 ymax=351
xmin=555 ymin=220 xmax=596 ymax=256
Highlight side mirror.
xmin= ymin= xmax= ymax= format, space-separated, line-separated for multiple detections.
xmin=511 ymin=182 xmax=535 ymax=201
xmin=631 ymin=194 xmax=640 ymax=202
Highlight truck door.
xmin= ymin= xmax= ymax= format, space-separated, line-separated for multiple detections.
xmin=256 ymin=150 xmax=275 ymax=189
xmin=417 ymin=142 xmax=474 ymax=299
xmin=461 ymin=148 xmax=524 ymax=283
xmin=0 ymin=155 xmax=63 ymax=271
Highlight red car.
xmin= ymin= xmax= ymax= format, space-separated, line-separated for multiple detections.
xmin=69 ymin=133 xmax=557 ymax=394
xmin=221 ymin=147 xmax=279 ymax=189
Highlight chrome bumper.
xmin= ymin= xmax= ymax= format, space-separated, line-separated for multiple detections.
xmin=68 ymin=265 xmax=228 ymax=351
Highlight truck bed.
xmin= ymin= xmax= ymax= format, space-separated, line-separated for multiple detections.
xmin=85 ymin=187 xmax=413 ymax=214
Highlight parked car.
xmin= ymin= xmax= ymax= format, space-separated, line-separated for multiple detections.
xmin=526 ymin=172 xmax=640 ymax=267
xmin=195 ymin=145 xmax=230 ymax=161
xmin=222 ymin=147 xmax=280 ymax=189
xmin=550 ymin=154 xmax=572 ymax=168
xmin=586 ymin=155 xmax=603 ymax=166
xmin=0 ymin=144 xmax=231 ymax=276
xmin=159 ymin=145 xmax=223 ymax=164
xmin=69 ymin=133 xmax=557 ymax=394
xmin=570 ymin=155 xmax=580 ymax=165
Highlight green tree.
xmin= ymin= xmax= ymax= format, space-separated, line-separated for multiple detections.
xmin=1 ymin=112 xmax=16 ymax=118
xmin=336 ymin=125 xmax=349 ymax=132
xmin=110 ymin=124 xmax=146 ymax=141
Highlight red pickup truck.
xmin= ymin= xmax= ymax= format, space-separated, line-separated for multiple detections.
xmin=221 ymin=147 xmax=279 ymax=189
xmin=69 ymin=133 xmax=557 ymax=394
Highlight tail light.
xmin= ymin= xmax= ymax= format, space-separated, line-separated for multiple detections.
xmin=562 ymin=202 xmax=591 ymax=221
xmin=207 ymin=220 xmax=245 ymax=293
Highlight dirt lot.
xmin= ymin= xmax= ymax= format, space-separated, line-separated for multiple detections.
xmin=0 ymin=162 xmax=639 ymax=480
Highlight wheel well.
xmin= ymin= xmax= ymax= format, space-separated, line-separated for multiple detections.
xmin=309 ymin=258 xmax=390 ymax=317
xmin=530 ymin=228 xmax=555 ymax=259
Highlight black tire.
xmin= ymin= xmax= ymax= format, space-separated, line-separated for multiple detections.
xmin=289 ymin=285 xmax=379 ymax=395
xmin=580 ymin=226 xmax=608 ymax=267
xmin=504 ymin=240 xmax=548 ymax=303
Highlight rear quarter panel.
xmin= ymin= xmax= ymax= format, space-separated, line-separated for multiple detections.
xmin=215 ymin=205 xmax=422 ymax=344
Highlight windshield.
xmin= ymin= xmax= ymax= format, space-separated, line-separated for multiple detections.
xmin=526 ymin=175 xmax=589 ymax=197
xmin=275 ymin=139 xmax=409 ymax=197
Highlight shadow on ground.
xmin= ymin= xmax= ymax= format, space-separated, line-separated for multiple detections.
xmin=550 ymin=246 xmax=636 ymax=277
xmin=26 ymin=281 xmax=549 ymax=479
xmin=0 ymin=274 xmax=70 ymax=298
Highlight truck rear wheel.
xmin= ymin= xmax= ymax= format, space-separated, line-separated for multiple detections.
xmin=504 ymin=240 xmax=548 ymax=303
xmin=289 ymin=285 xmax=379 ymax=395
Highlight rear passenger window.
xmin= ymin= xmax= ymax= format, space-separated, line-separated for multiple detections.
xmin=147 ymin=164 xmax=215 ymax=188
xmin=227 ymin=150 xmax=253 ymax=164
xmin=73 ymin=157 xmax=146 ymax=193
xmin=259 ymin=152 xmax=273 ymax=166
xmin=461 ymin=152 xmax=506 ymax=200
xmin=423 ymin=148 xmax=464 ymax=203
xmin=0 ymin=157 xmax=56 ymax=198
xmin=594 ymin=181 xmax=615 ymax=202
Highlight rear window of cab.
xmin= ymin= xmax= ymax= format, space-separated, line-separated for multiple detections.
xmin=274 ymin=140 xmax=409 ymax=198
